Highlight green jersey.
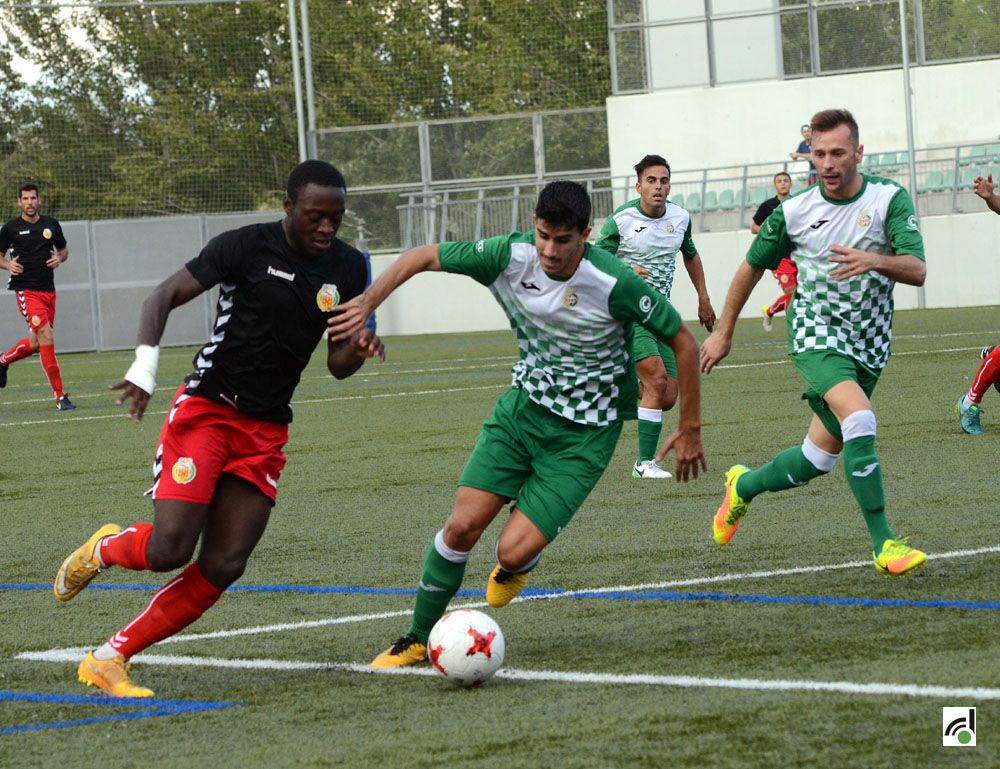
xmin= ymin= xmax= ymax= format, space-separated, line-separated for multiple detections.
xmin=438 ymin=232 xmax=683 ymax=427
xmin=747 ymin=175 xmax=924 ymax=370
xmin=595 ymin=198 xmax=697 ymax=299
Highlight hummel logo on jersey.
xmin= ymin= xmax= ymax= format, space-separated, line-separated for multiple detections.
xmin=851 ymin=462 xmax=880 ymax=478
xmin=520 ymin=281 xmax=541 ymax=291
xmin=809 ymin=219 xmax=830 ymax=230
xmin=267 ymin=265 xmax=295 ymax=281
xmin=634 ymin=226 xmax=648 ymax=234
xmin=18 ymin=230 xmax=29 ymax=235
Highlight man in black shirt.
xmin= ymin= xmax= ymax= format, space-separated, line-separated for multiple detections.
xmin=0 ymin=182 xmax=74 ymax=409
xmin=52 ymin=161 xmax=383 ymax=697
xmin=751 ymin=172 xmax=797 ymax=331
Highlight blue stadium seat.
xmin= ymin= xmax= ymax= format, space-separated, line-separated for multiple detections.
xmin=686 ymin=192 xmax=702 ymax=213
xmin=703 ymin=190 xmax=719 ymax=211
xmin=989 ymin=143 xmax=1000 ymax=162
xmin=938 ymin=169 xmax=958 ymax=191
xmin=962 ymin=145 xmax=988 ymax=167
xmin=717 ymin=189 xmax=736 ymax=210
xmin=960 ymin=166 xmax=982 ymax=189
xmin=670 ymin=192 xmax=684 ymax=209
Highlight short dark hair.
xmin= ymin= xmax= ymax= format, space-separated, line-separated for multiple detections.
xmin=534 ymin=181 xmax=591 ymax=233
xmin=811 ymin=108 xmax=859 ymax=145
xmin=773 ymin=172 xmax=791 ymax=183
xmin=18 ymin=182 xmax=39 ymax=197
xmin=286 ymin=160 xmax=347 ymax=202
xmin=634 ymin=154 xmax=670 ymax=180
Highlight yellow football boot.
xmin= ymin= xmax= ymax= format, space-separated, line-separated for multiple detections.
xmin=78 ymin=652 xmax=154 ymax=698
xmin=486 ymin=564 xmax=528 ymax=608
xmin=54 ymin=524 xmax=122 ymax=601
xmin=713 ymin=465 xmax=750 ymax=545
xmin=371 ymin=634 xmax=428 ymax=669
xmin=873 ymin=538 xmax=927 ymax=575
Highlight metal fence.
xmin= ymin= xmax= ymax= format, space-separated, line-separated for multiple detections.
xmin=397 ymin=140 xmax=1000 ymax=247
xmin=609 ymin=0 xmax=1000 ymax=93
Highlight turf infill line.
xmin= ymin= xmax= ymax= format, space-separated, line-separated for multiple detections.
xmin=16 ymin=649 xmax=1000 ymax=701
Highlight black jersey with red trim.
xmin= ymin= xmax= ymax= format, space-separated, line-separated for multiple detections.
xmin=183 ymin=220 xmax=367 ymax=424
xmin=0 ymin=214 xmax=68 ymax=291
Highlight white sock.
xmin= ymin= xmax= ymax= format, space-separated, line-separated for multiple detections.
xmin=92 ymin=642 xmax=118 ymax=661
xmin=963 ymin=394 xmax=976 ymax=409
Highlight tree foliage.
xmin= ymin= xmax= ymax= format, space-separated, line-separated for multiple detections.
xmin=0 ymin=0 xmax=610 ymax=224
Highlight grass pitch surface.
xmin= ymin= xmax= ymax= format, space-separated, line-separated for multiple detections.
xmin=2 ymin=306 xmax=998 ymax=768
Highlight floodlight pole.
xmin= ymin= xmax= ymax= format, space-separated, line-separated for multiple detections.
xmin=300 ymin=0 xmax=317 ymax=159
xmin=898 ymin=0 xmax=924 ymax=308
xmin=287 ymin=0 xmax=308 ymax=163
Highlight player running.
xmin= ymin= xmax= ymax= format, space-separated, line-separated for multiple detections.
xmin=327 ymin=180 xmax=706 ymax=669
xmin=701 ymin=108 xmax=928 ymax=576
xmin=52 ymin=161 xmax=383 ymax=697
xmin=596 ymin=154 xmax=715 ymax=479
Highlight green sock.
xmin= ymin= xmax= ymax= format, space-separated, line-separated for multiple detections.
xmin=842 ymin=435 xmax=894 ymax=551
xmin=407 ymin=539 xmax=467 ymax=643
xmin=637 ymin=413 xmax=662 ymax=463
xmin=735 ymin=445 xmax=825 ymax=501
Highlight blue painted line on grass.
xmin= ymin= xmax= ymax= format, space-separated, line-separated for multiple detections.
xmin=0 ymin=690 xmax=237 ymax=735
xmin=4 ymin=582 xmax=998 ymax=611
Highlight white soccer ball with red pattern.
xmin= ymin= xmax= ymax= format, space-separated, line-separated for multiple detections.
xmin=427 ymin=608 xmax=505 ymax=687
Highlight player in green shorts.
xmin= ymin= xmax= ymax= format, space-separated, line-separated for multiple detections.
xmin=327 ymin=181 xmax=707 ymax=668
xmin=596 ymin=154 xmax=716 ymax=480
xmin=700 ymin=108 xmax=928 ymax=576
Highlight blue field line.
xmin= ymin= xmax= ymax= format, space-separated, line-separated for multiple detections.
xmin=0 ymin=690 xmax=237 ymax=735
xmin=4 ymin=581 xmax=1000 ymax=611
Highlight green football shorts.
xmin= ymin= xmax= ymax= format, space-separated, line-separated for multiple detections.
xmin=631 ymin=325 xmax=677 ymax=376
xmin=458 ymin=388 xmax=623 ymax=542
xmin=792 ymin=349 xmax=882 ymax=441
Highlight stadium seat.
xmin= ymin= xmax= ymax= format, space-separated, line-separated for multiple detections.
xmin=896 ymin=151 xmax=909 ymax=168
xmin=919 ymin=170 xmax=943 ymax=193
xmin=960 ymin=167 xmax=982 ymax=189
xmin=670 ymin=192 xmax=684 ymax=209
xmin=703 ymin=190 xmax=719 ymax=211
xmin=877 ymin=152 xmax=899 ymax=171
xmin=686 ymin=192 xmax=701 ymax=213
xmin=962 ymin=145 xmax=988 ymax=167
xmin=749 ymin=186 xmax=768 ymax=207
xmin=717 ymin=189 xmax=736 ymax=210
xmin=939 ymin=169 xmax=958 ymax=191
xmin=989 ymin=143 xmax=1000 ymax=162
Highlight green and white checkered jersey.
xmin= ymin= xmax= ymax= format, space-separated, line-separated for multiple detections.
xmin=438 ymin=233 xmax=683 ymax=427
xmin=596 ymin=198 xmax=697 ymax=299
xmin=747 ymin=175 xmax=924 ymax=370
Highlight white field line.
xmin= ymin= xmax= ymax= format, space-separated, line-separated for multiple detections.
xmin=16 ymin=648 xmax=1000 ymax=701
xmin=0 ymin=340 xmax=986 ymax=428
xmin=35 ymin=544 xmax=1000 ymax=648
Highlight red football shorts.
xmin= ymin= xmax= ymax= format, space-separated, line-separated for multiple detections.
xmin=773 ymin=258 xmax=798 ymax=290
xmin=149 ymin=386 xmax=289 ymax=504
xmin=16 ymin=290 xmax=57 ymax=330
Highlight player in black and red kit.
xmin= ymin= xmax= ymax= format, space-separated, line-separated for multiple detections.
xmin=52 ymin=161 xmax=384 ymax=697
xmin=0 ymin=182 xmax=75 ymax=409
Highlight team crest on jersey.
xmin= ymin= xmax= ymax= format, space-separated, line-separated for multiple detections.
xmin=171 ymin=457 xmax=197 ymax=485
xmin=856 ymin=211 xmax=873 ymax=229
xmin=906 ymin=214 xmax=919 ymax=231
xmin=562 ymin=288 xmax=579 ymax=308
xmin=663 ymin=222 xmax=675 ymax=235
xmin=30 ymin=315 xmax=42 ymax=328
xmin=475 ymin=239 xmax=485 ymax=253
xmin=316 ymin=284 xmax=340 ymax=312
xmin=42 ymin=228 xmax=52 ymax=240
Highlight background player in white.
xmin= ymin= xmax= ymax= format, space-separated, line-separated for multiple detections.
xmin=327 ymin=181 xmax=706 ymax=669
xmin=701 ymin=108 xmax=928 ymax=575
xmin=596 ymin=155 xmax=716 ymax=479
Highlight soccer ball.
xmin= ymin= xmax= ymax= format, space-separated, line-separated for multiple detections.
xmin=427 ymin=608 xmax=505 ymax=687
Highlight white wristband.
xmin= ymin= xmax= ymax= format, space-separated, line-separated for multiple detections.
xmin=124 ymin=344 xmax=160 ymax=396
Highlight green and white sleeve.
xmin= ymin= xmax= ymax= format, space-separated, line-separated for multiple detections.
xmin=438 ymin=235 xmax=514 ymax=286
xmin=746 ymin=204 xmax=793 ymax=271
xmin=885 ymin=189 xmax=926 ymax=260
xmin=608 ymin=271 xmax=683 ymax=344
xmin=594 ymin=216 xmax=621 ymax=256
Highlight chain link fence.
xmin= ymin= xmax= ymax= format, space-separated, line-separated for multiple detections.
xmin=610 ymin=0 xmax=1000 ymax=93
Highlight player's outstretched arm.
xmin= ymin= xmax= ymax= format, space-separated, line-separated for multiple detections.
xmin=655 ymin=324 xmax=706 ymax=481
xmin=110 ymin=267 xmax=207 ymax=422
xmin=327 ymin=244 xmax=442 ymax=342
xmin=973 ymin=173 xmax=1000 ymax=214
xmin=700 ymin=260 xmax=764 ymax=373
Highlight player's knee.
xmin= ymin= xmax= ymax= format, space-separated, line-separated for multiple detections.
xmin=661 ymin=384 xmax=678 ymax=411
xmin=442 ymin=516 xmax=484 ymax=551
xmin=146 ymin=532 xmax=197 ymax=572
xmin=841 ymin=409 xmax=877 ymax=441
xmin=198 ymin=553 xmax=249 ymax=589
